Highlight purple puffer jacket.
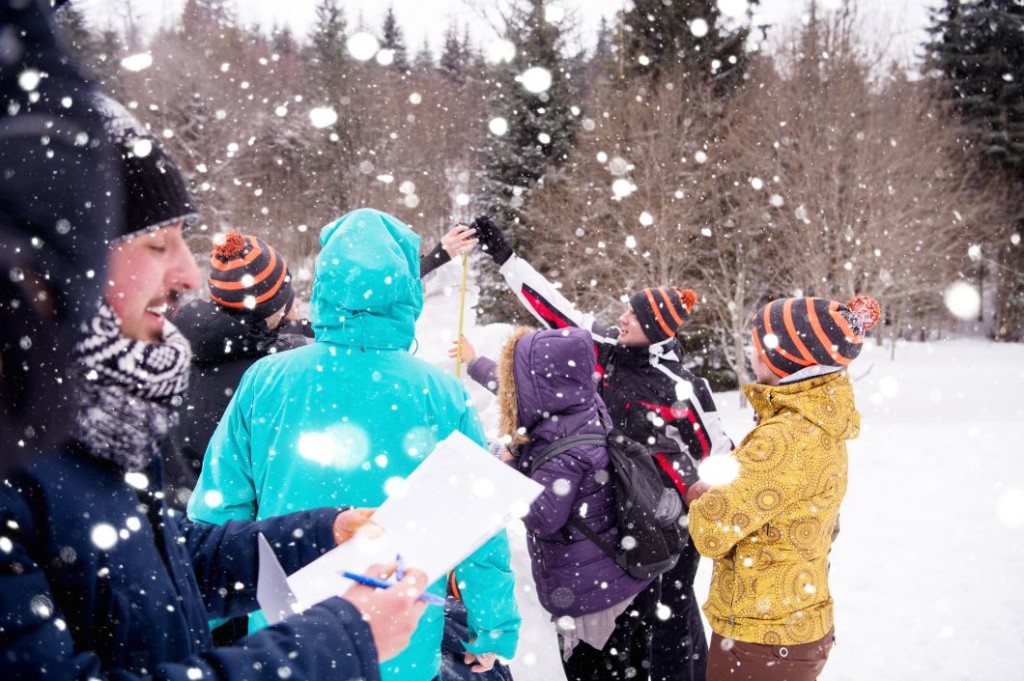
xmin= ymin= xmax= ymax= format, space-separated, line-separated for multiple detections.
xmin=470 ymin=328 xmax=654 ymax=617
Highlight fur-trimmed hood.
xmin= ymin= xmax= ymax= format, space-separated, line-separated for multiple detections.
xmin=497 ymin=327 xmax=604 ymax=448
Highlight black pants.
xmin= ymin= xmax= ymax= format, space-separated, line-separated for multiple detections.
xmin=650 ymin=540 xmax=708 ymax=681
xmin=560 ymin=579 xmax=660 ymax=681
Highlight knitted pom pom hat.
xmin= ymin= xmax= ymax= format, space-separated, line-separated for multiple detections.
xmin=629 ymin=286 xmax=698 ymax=343
xmin=208 ymin=230 xmax=294 ymax=321
xmin=752 ymin=294 xmax=882 ymax=379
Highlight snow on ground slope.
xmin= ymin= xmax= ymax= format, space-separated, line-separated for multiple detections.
xmin=417 ymin=266 xmax=1024 ymax=680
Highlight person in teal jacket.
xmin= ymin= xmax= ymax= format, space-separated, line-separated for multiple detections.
xmin=188 ymin=208 xmax=521 ymax=681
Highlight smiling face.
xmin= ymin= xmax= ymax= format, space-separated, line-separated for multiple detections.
xmin=105 ymin=223 xmax=200 ymax=341
xmin=617 ymin=306 xmax=652 ymax=346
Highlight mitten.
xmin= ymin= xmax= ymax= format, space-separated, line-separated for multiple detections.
xmin=470 ymin=215 xmax=513 ymax=265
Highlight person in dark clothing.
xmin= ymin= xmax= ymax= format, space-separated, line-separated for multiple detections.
xmin=472 ymin=216 xmax=734 ymax=681
xmin=460 ymin=326 xmax=659 ymax=681
xmin=0 ymin=0 xmax=121 ymax=462
xmin=168 ymin=230 xmax=313 ymax=511
xmin=0 ymin=107 xmax=430 ymax=679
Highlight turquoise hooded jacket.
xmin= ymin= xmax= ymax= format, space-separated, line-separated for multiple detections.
xmin=188 ymin=209 xmax=520 ymax=681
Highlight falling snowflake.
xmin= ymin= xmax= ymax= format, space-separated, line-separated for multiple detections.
xmin=347 ymin=32 xmax=379 ymax=61
xmin=698 ymin=455 xmax=740 ymax=486
xmin=519 ymin=67 xmax=552 ymax=94
xmin=120 ymin=53 xmax=153 ymax=72
xmin=488 ymin=117 xmax=508 ymax=136
xmin=943 ymin=281 xmax=981 ymax=320
xmin=309 ymin=107 xmax=338 ymax=128
xmin=612 ymin=179 xmax=636 ymax=200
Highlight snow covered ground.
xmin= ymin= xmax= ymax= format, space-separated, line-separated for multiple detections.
xmin=417 ymin=264 xmax=1024 ymax=680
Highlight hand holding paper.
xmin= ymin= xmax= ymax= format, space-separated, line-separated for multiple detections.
xmin=332 ymin=507 xmax=380 ymax=545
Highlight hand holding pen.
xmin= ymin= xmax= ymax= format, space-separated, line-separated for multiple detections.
xmin=342 ymin=562 xmax=430 ymax=661
xmin=341 ymin=555 xmax=447 ymax=607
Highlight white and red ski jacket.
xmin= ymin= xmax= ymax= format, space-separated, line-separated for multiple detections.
xmin=498 ymin=254 xmax=733 ymax=497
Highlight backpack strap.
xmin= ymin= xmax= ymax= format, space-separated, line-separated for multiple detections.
xmin=529 ymin=433 xmax=629 ymax=570
xmin=566 ymin=516 xmax=628 ymax=570
xmin=528 ymin=434 xmax=607 ymax=474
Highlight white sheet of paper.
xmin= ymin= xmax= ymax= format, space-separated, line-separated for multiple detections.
xmin=256 ymin=430 xmax=542 ymax=619
xmin=257 ymin=532 xmax=300 ymax=625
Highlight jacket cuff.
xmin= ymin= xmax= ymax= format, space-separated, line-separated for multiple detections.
xmin=314 ymin=506 xmax=346 ymax=553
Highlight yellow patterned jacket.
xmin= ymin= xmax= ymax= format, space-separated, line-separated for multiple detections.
xmin=689 ymin=371 xmax=858 ymax=646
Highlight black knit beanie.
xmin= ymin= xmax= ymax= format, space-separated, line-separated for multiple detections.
xmin=629 ymin=287 xmax=697 ymax=343
xmin=208 ymin=230 xmax=294 ymax=321
xmin=95 ymin=94 xmax=198 ymax=240
xmin=752 ymin=295 xmax=882 ymax=379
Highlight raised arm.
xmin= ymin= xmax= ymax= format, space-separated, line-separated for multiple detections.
xmin=473 ymin=215 xmax=620 ymax=344
xmin=419 ymin=224 xmax=478 ymax=279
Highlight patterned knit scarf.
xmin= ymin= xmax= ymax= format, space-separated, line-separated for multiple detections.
xmin=73 ymin=300 xmax=191 ymax=472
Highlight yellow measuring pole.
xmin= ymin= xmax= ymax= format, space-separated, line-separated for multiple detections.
xmin=455 ymin=252 xmax=469 ymax=378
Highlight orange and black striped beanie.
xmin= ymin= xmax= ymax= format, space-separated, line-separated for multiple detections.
xmin=208 ymin=230 xmax=294 ymax=321
xmin=629 ymin=287 xmax=698 ymax=343
xmin=752 ymin=295 xmax=881 ymax=379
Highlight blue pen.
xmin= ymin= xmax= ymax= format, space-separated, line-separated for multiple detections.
xmin=340 ymin=570 xmax=447 ymax=607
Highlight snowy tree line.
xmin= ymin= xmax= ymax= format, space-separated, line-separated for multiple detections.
xmin=57 ymin=0 xmax=1024 ymax=388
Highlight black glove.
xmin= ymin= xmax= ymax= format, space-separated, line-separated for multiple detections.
xmin=471 ymin=215 xmax=513 ymax=265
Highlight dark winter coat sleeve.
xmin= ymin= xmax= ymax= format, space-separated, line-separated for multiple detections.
xmin=180 ymin=507 xmax=339 ymax=620
xmin=419 ymin=241 xmax=451 ymax=279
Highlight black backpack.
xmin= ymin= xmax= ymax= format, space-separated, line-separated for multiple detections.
xmin=529 ymin=428 xmax=685 ymax=580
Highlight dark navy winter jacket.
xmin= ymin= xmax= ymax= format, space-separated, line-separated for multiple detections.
xmin=0 ymin=443 xmax=380 ymax=680
xmin=470 ymin=328 xmax=653 ymax=617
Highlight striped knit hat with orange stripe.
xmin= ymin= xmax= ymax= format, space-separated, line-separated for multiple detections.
xmin=208 ymin=230 xmax=294 ymax=321
xmin=752 ymin=295 xmax=881 ymax=379
xmin=629 ymin=287 xmax=698 ymax=343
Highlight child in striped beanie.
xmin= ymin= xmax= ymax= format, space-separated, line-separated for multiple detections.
xmin=751 ymin=295 xmax=881 ymax=384
xmin=687 ymin=293 xmax=880 ymax=681
xmin=208 ymin=230 xmax=295 ymax=322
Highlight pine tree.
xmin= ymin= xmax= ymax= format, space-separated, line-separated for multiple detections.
xmin=927 ymin=0 xmax=1024 ymax=341
xmin=928 ymin=0 xmax=1024 ymax=175
xmin=272 ymin=24 xmax=299 ymax=58
xmin=306 ymin=0 xmax=349 ymax=97
xmin=587 ymin=15 xmax=617 ymax=83
xmin=475 ymin=0 xmax=581 ymax=318
xmin=439 ymin=22 xmax=467 ymax=83
xmin=180 ymin=0 xmax=234 ymax=40
xmin=380 ymin=6 xmax=409 ymax=73
xmin=619 ymin=0 xmax=756 ymax=87
xmin=413 ymin=37 xmax=434 ymax=70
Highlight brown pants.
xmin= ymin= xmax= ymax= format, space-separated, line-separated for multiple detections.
xmin=706 ymin=629 xmax=834 ymax=681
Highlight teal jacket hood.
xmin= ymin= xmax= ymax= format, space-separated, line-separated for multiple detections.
xmin=311 ymin=208 xmax=423 ymax=349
